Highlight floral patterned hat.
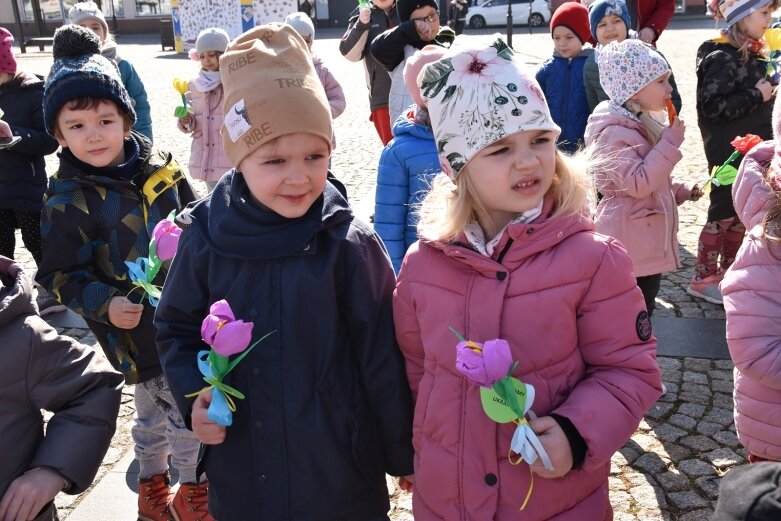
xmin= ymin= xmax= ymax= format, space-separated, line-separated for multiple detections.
xmin=419 ymin=38 xmax=560 ymax=179
xmin=597 ymin=39 xmax=670 ymax=108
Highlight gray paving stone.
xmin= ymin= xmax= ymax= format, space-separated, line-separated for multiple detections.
xmin=683 ymin=358 xmax=712 ymax=371
xmin=713 ymin=393 xmax=734 ymax=410
xmin=657 ymin=357 xmax=682 ymax=371
xmin=703 ymin=407 xmax=734 ymax=427
xmin=661 ymin=443 xmax=692 ymax=464
xmin=711 ymin=379 xmax=734 ymax=393
xmin=696 ymin=421 xmax=723 ymax=436
xmin=631 ymin=433 xmax=660 ymax=452
xmin=632 ymin=453 xmax=669 ymax=474
xmin=656 ymin=471 xmax=691 ymax=493
xmin=704 ymin=448 xmax=744 ymax=469
xmin=677 ymin=403 xmax=706 ymax=418
xmin=681 ymin=382 xmax=712 ymax=395
xmin=618 ymin=445 xmax=642 ymax=465
xmin=677 ymin=509 xmax=715 ymax=521
xmin=712 ymin=430 xmax=741 ymax=449
xmin=708 ymin=369 xmax=732 ymax=381
xmin=669 ymin=414 xmax=697 ymax=430
xmin=713 ymin=360 xmax=735 ymax=370
xmin=679 ymin=391 xmax=710 ymax=406
xmin=694 ymin=476 xmax=721 ymax=500
xmin=631 ymin=483 xmax=667 ymax=510
xmin=682 ymin=371 xmax=708 ymax=384
xmin=668 ymin=491 xmax=711 ymax=510
xmin=653 ymin=424 xmax=688 ymax=443
xmin=647 ymin=402 xmax=674 ymax=420
xmin=678 ymin=459 xmax=717 ymax=477
xmin=680 ymin=435 xmax=719 ymax=452
xmin=658 ymin=391 xmax=679 ymax=403
xmin=662 ymin=370 xmax=682 ymax=382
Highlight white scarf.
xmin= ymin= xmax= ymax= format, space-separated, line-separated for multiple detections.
xmin=463 ymin=201 xmax=543 ymax=257
xmin=194 ymin=69 xmax=222 ymax=93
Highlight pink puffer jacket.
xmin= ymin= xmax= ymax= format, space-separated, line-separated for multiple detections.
xmin=393 ymin=199 xmax=662 ymax=520
xmin=177 ymin=81 xmax=232 ymax=183
xmin=584 ymin=103 xmax=694 ymax=277
xmin=721 ymin=141 xmax=781 ymax=461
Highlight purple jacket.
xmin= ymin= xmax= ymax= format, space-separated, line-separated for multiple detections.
xmin=721 ymin=141 xmax=781 ymax=460
xmin=584 ymin=103 xmax=694 ymax=277
xmin=393 ymin=198 xmax=662 ymax=520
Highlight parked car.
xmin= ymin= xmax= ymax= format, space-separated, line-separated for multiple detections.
xmin=467 ymin=0 xmax=551 ymax=28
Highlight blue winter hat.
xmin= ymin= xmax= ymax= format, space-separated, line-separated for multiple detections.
xmin=43 ymin=24 xmax=136 ymax=134
xmin=588 ymin=0 xmax=631 ymax=41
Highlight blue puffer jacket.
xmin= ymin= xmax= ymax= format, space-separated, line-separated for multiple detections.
xmin=374 ymin=108 xmax=439 ymax=273
xmin=117 ymin=59 xmax=153 ymax=142
xmin=536 ymin=48 xmax=594 ymax=153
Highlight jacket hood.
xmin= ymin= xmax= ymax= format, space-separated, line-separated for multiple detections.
xmin=49 ymin=132 xmax=154 ymax=194
xmin=584 ymin=101 xmax=643 ymax=140
xmin=391 ymin=109 xmax=434 ymax=141
xmin=183 ymin=170 xmax=353 ymax=260
xmin=552 ymin=47 xmax=595 ymax=60
xmin=696 ymin=38 xmax=730 ymax=64
xmin=427 ymin=197 xmax=594 ymax=276
xmin=733 ymin=140 xmax=775 ymax=230
xmin=0 ymin=257 xmax=36 ymax=328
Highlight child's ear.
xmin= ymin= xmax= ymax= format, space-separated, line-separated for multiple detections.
xmin=53 ymin=129 xmax=68 ymax=149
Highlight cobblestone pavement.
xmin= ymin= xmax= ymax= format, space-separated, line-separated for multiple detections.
xmin=15 ymin=16 xmax=740 ymax=520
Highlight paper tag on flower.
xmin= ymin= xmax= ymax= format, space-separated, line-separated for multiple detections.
xmin=480 ymin=377 xmax=529 ymax=423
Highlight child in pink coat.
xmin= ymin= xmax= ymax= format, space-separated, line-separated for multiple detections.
xmin=177 ymin=28 xmax=233 ymax=192
xmin=393 ymin=38 xmax=663 ymax=521
xmin=584 ymin=39 xmax=702 ymax=315
xmin=720 ymin=92 xmax=781 ymax=463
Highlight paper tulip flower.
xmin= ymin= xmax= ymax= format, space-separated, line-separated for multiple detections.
xmin=172 ymin=77 xmax=191 ymax=118
xmin=703 ymin=134 xmax=763 ymax=191
xmin=186 ymin=300 xmax=275 ymax=426
xmin=456 ymin=338 xmax=513 ymax=388
xmin=151 ymin=216 xmax=182 ymax=261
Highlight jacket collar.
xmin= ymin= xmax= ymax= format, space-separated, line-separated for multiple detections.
xmin=0 ymin=257 xmax=36 ymax=328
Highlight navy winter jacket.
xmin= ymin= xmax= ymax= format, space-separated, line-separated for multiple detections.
xmin=536 ymin=48 xmax=594 ymax=153
xmin=0 ymin=72 xmax=58 ymax=212
xmin=155 ymin=171 xmax=414 ymax=521
xmin=374 ymin=108 xmax=438 ymax=273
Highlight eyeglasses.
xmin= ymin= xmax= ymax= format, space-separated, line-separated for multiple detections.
xmin=413 ymin=10 xmax=439 ymax=23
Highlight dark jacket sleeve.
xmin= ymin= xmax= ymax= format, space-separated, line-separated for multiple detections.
xmin=339 ymin=13 xmax=371 ymax=61
xmin=154 ymin=226 xmax=213 ymax=428
xmin=340 ymin=225 xmax=414 ymax=476
xmin=8 ymin=88 xmax=58 ymax=157
xmin=370 ymin=22 xmax=423 ymax=72
xmin=583 ymin=55 xmax=607 ymax=111
xmin=697 ymin=50 xmax=765 ymax=123
xmin=26 ymin=318 xmax=123 ymax=493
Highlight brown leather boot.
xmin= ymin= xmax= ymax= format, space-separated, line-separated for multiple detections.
xmin=138 ymin=472 xmax=174 ymax=521
xmin=170 ymin=481 xmax=214 ymax=521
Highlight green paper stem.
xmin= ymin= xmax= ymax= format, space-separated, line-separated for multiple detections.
xmin=225 ymin=330 xmax=277 ymax=375
xmin=448 ymin=326 xmax=466 ymax=342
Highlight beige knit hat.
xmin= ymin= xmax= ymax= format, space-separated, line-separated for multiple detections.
xmin=219 ymin=23 xmax=332 ymax=168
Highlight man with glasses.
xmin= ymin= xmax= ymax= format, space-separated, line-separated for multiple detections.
xmin=370 ymin=0 xmax=444 ymax=126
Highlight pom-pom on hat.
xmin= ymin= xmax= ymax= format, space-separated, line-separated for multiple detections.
xmin=219 ymin=23 xmax=332 ymax=169
xmin=284 ymin=12 xmax=315 ymax=41
xmin=597 ymin=39 xmax=670 ymax=107
xmin=68 ymin=1 xmax=109 ymax=39
xmin=718 ymin=0 xmax=772 ymax=26
xmin=588 ymin=0 xmax=631 ymax=41
xmin=397 ymin=0 xmax=439 ymax=22
xmin=195 ymin=27 xmax=230 ymax=56
xmin=404 ymin=45 xmax=447 ymax=109
xmin=420 ymin=38 xmax=560 ymax=179
xmin=43 ymin=25 xmax=135 ymax=134
xmin=551 ymin=2 xmax=592 ymax=45
xmin=0 ymin=28 xmax=16 ymax=75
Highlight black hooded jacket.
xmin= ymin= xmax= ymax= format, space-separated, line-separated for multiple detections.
xmin=155 ymin=171 xmax=414 ymax=521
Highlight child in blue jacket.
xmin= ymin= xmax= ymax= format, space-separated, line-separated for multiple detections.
xmin=535 ymin=2 xmax=593 ymax=153
xmin=375 ymin=46 xmax=444 ymax=272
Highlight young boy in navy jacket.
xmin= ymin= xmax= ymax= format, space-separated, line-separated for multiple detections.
xmin=155 ymin=24 xmax=414 ymax=521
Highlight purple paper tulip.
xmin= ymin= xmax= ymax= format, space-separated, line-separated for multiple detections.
xmin=152 ymin=218 xmax=182 ymax=261
xmin=455 ymin=338 xmax=513 ymax=387
xmin=201 ymin=300 xmax=253 ymax=357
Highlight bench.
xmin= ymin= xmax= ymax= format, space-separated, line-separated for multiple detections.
xmin=23 ymin=37 xmax=54 ymax=52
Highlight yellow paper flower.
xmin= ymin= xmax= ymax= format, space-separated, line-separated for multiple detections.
xmin=173 ymin=78 xmax=189 ymax=95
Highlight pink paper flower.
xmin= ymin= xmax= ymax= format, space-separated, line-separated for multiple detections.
xmin=450 ymin=47 xmax=504 ymax=87
xmin=201 ymin=300 xmax=254 ymax=357
xmin=152 ymin=217 xmax=182 ymax=261
xmin=455 ymin=338 xmax=513 ymax=387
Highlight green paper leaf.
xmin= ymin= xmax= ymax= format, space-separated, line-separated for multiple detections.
xmin=174 ymin=106 xmax=189 ymax=118
xmin=715 ymin=165 xmax=738 ymax=186
xmin=480 ymin=377 xmax=528 ymax=423
xmin=209 ymin=350 xmax=229 ymax=377
xmin=225 ymin=330 xmax=276 ymax=375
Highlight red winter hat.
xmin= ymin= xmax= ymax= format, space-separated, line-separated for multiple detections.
xmin=550 ymin=2 xmax=592 ymax=45
xmin=0 ymin=28 xmax=16 ymax=75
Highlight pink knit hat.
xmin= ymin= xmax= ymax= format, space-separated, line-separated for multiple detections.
xmin=403 ymin=46 xmax=447 ymax=110
xmin=0 ymin=28 xmax=16 ymax=75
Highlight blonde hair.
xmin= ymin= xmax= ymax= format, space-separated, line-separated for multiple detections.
xmin=763 ymin=191 xmax=781 ymax=244
xmin=416 ymin=148 xmax=593 ymax=243
xmin=623 ymin=99 xmax=666 ymax=145
xmin=728 ymin=20 xmax=768 ymax=61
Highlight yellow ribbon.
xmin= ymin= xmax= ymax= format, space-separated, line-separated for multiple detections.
xmin=507 ymin=417 xmax=535 ymax=512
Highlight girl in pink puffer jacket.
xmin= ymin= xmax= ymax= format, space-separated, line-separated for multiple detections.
xmin=177 ymin=28 xmax=233 ymax=192
xmin=720 ymin=93 xmax=781 ymax=463
xmin=584 ymin=39 xmax=702 ymax=315
xmin=393 ymin=38 xmax=663 ymax=521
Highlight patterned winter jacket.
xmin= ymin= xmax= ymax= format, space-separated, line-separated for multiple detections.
xmin=35 ymin=133 xmax=196 ymax=384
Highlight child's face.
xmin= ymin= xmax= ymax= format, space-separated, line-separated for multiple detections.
xmin=467 ymin=130 xmax=557 ymax=233
xmin=629 ymin=71 xmax=672 ymax=113
xmin=739 ymin=4 xmax=773 ymax=41
xmin=239 ymin=132 xmax=330 ymax=218
xmin=595 ymin=14 xmax=627 ymax=45
xmin=375 ymin=0 xmax=395 ymax=10
xmin=55 ymin=100 xmax=131 ymax=168
xmin=199 ymin=51 xmax=221 ymax=72
xmin=78 ymin=20 xmax=106 ymax=44
xmin=552 ymin=26 xmax=583 ymax=59
xmin=410 ymin=5 xmax=440 ymax=39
